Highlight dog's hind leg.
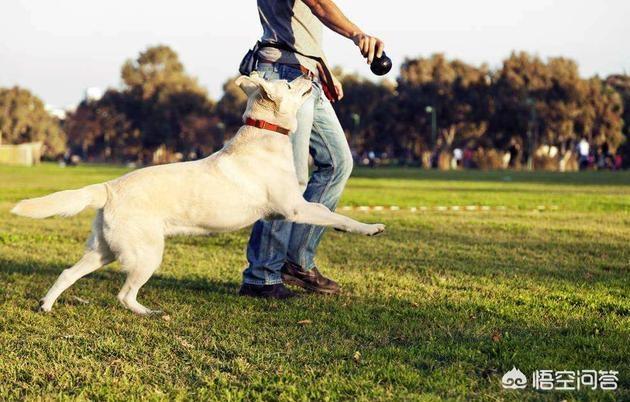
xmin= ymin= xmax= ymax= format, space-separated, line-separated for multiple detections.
xmin=39 ymin=212 xmax=114 ymax=312
xmin=116 ymin=236 xmax=164 ymax=316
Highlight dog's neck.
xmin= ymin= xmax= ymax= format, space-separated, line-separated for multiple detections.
xmin=216 ymin=124 xmax=293 ymax=166
xmin=241 ymin=97 xmax=298 ymax=134
xmin=244 ymin=117 xmax=290 ymax=135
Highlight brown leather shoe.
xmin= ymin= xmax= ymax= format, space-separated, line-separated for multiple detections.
xmin=281 ymin=261 xmax=340 ymax=295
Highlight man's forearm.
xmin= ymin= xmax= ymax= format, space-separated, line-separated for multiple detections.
xmin=302 ymin=0 xmax=363 ymax=38
xmin=303 ymin=0 xmax=385 ymax=65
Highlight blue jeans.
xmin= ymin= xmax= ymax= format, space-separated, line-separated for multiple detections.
xmin=242 ymin=63 xmax=353 ymax=285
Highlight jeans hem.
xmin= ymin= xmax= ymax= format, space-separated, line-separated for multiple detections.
xmin=242 ymin=277 xmax=284 ymax=286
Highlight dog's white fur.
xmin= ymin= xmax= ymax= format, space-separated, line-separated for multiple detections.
xmin=11 ymin=73 xmax=385 ymax=315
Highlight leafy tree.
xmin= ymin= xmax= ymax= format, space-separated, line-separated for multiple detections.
xmin=490 ymin=52 xmax=623 ymax=166
xmin=65 ymin=90 xmax=138 ymax=161
xmin=605 ymin=74 xmax=630 ymax=137
xmin=215 ymin=76 xmax=248 ymax=138
xmin=121 ymin=45 xmax=217 ymax=154
xmin=397 ymin=54 xmax=491 ymax=159
xmin=576 ymin=78 xmax=623 ymax=148
xmin=489 ymin=52 xmax=550 ymax=156
xmin=65 ymin=45 xmax=220 ymax=162
xmin=605 ymin=74 xmax=630 ymax=167
xmin=0 ymin=86 xmax=66 ymax=157
xmin=121 ymin=45 xmax=206 ymax=101
xmin=333 ymin=71 xmax=398 ymax=157
xmin=62 ymin=45 xmax=628 ymax=170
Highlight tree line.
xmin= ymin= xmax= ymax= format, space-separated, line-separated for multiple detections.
xmin=1 ymin=45 xmax=628 ymax=169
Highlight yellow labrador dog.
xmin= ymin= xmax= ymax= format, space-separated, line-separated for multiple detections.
xmin=12 ymin=73 xmax=385 ymax=315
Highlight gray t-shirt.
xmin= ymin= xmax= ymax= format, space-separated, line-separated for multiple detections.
xmin=257 ymin=0 xmax=329 ymax=75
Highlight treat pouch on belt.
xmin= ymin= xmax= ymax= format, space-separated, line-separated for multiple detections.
xmin=239 ymin=41 xmax=339 ymax=102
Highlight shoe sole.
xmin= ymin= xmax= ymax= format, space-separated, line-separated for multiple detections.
xmin=238 ymin=291 xmax=296 ymax=300
xmin=282 ymin=274 xmax=341 ymax=295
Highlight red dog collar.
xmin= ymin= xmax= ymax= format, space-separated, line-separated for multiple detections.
xmin=245 ymin=118 xmax=290 ymax=135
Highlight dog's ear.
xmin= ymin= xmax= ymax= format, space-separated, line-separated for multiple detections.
xmin=235 ymin=73 xmax=276 ymax=100
xmin=235 ymin=75 xmax=259 ymax=97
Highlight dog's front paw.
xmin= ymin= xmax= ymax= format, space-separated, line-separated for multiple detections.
xmin=38 ymin=299 xmax=52 ymax=313
xmin=364 ymin=223 xmax=385 ymax=236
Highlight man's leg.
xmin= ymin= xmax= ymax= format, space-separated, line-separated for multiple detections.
xmin=286 ymin=86 xmax=353 ymax=271
xmin=242 ymin=70 xmax=315 ymax=286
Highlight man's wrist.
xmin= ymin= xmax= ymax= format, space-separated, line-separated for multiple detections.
xmin=350 ymin=31 xmax=365 ymax=43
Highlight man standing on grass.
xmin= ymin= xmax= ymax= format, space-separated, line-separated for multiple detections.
xmin=238 ymin=0 xmax=385 ymax=299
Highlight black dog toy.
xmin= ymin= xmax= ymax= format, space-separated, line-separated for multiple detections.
xmin=370 ymin=52 xmax=392 ymax=76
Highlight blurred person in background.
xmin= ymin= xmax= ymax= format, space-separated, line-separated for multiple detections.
xmin=577 ymin=138 xmax=590 ymax=170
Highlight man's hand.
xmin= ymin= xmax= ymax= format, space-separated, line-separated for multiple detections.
xmin=351 ymin=33 xmax=385 ymax=65
xmin=317 ymin=64 xmax=343 ymax=102
xmin=332 ymin=74 xmax=344 ymax=101
xmin=302 ymin=0 xmax=386 ymax=64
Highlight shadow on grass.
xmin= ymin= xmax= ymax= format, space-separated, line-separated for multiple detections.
xmin=0 ymin=257 xmax=238 ymax=297
xmin=325 ymin=230 xmax=628 ymax=300
xmin=1 ymin=254 xmax=628 ymax=400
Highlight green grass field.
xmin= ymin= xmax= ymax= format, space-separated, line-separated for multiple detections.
xmin=0 ymin=164 xmax=628 ymax=401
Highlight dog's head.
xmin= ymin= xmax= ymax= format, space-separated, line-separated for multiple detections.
xmin=236 ymin=72 xmax=313 ymax=134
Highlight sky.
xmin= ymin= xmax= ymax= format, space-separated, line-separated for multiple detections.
xmin=1 ymin=0 xmax=629 ymax=108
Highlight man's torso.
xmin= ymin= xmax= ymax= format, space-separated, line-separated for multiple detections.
xmin=257 ymin=0 xmax=324 ymax=74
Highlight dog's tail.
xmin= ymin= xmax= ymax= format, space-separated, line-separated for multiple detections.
xmin=11 ymin=183 xmax=108 ymax=219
